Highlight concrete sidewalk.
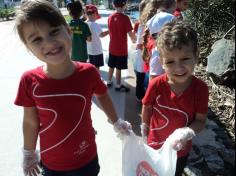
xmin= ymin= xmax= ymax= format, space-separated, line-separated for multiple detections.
xmin=0 ymin=7 xmax=138 ymax=176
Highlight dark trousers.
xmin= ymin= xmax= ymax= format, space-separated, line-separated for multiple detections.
xmin=175 ymin=155 xmax=189 ymax=176
xmin=135 ymin=71 xmax=146 ymax=100
xmin=41 ymin=155 xmax=100 ymax=176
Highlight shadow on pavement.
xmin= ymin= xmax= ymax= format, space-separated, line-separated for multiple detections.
xmin=124 ymin=62 xmax=142 ymax=136
xmin=92 ymin=65 xmax=142 ymax=136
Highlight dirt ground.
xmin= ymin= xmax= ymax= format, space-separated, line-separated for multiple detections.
xmin=195 ymin=65 xmax=235 ymax=146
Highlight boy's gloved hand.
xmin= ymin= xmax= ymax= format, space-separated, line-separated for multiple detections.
xmin=113 ymin=118 xmax=132 ymax=138
xmin=140 ymin=123 xmax=149 ymax=144
xmin=22 ymin=149 xmax=41 ymax=176
xmin=167 ymin=127 xmax=196 ymax=151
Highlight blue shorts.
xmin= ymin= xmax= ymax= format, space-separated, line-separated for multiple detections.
xmin=41 ymin=155 xmax=100 ymax=176
xmin=108 ymin=54 xmax=128 ymax=70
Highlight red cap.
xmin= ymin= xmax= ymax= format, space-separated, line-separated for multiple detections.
xmin=85 ymin=4 xmax=101 ymax=19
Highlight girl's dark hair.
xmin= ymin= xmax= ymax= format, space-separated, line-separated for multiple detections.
xmin=15 ymin=0 xmax=67 ymax=44
xmin=157 ymin=20 xmax=198 ymax=55
xmin=67 ymin=0 xmax=84 ymax=19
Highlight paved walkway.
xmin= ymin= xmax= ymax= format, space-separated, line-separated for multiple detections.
xmin=0 ymin=7 xmax=139 ymax=176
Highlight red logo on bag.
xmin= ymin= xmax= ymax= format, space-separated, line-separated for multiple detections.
xmin=136 ymin=161 xmax=159 ymax=176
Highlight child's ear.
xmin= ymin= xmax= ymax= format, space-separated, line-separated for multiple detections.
xmin=66 ymin=25 xmax=72 ymax=36
xmin=195 ymin=48 xmax=200 ymax=64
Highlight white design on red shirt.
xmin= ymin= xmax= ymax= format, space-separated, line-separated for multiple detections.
xmin=149 ymin=95 xmax=189 ymax=146
xmin=33 ymin=84 xmax=86 ymax=154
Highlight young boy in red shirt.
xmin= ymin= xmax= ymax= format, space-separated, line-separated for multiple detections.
xmin=141 ymin=20 xmax=209 ymax=176
xmin=107 ymin=0 xmax=136 ymax=92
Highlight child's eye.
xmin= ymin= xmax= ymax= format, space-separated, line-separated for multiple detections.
xmin=165 ymin=60 xmax=174 ymax=65
xmin=50 ymin=28 xmax=60 ymax=36
xmin=31 ymin=37 xmax=42 ymax=44
xmin=183 ymin=58 xmax=190 ymax=61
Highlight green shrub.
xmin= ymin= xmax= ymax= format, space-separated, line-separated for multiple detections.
xmin=0 ymin=8 xmax=15 ymax=21
xmin=186 ymin=0 xmax=235 ymax=64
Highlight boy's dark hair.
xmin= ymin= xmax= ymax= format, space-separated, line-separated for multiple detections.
xmin=157 ymin=20 xmax=198 ymax=55
xmin=113 ymin=0 xmax=127 ymax=8
xmin=15 ymin=0 xmax=67 ymax=44
xmin=66 ymin=0 xmax=84 ymax=19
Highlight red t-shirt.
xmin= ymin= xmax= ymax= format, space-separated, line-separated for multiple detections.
xmin=133 ymin=21 xmax=140 ymax=34
xmin=108 ymin=12 xmax=133 ymax=56
xmin=14 ymin=62 xmax=107 ymax=171
xmin=173 ymin=8 xmax=183 ymax=18
xmin=142 ymin=74 xmax=209 ymax=157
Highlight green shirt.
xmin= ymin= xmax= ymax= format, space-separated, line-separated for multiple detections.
xmin=69 ymin=19 xmax=91 ymax=62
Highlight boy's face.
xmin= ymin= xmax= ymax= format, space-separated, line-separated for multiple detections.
xmin=160 ymin=44 xmax=197 ymax=85
xmin=87 ymin=12 xmax=97 ymax=21
xmin=22 ymin=21 xmax=72 ymax=66
xmin=177 ymin=0 xmax=189 ymax=11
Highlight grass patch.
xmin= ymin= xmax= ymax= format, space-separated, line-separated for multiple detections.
xmin=64 ymin=15 xmax=71 ymax=23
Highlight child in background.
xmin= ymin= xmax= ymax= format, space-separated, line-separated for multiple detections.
xmin=107 ymin=0 xmax=136 ymax=92
xmin=67 ymin=0 xmax=92 ymax=62
xmin=86 ymin=4 xmax=109 ymax=73
xmin=144 ymin=0 xmax=176 ymax=80
xmin=173 ymin=0 xmax=190 ymax=19
xmin=14 ymin=0 xmax=131 ymax=175
xmin=133 ymin=0 xmax=149 ymax=102
xmin=141 ymin=20 xmax=209 ymax=176
xmin=139 ymin=0 xmax=163 ymax=90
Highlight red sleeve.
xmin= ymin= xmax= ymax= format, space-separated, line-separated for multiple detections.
xmin=173 ymin=9 xmax=182 ymax=18
xmin=90 ymin=65 xmax=107 ymax=95
xmin=146 ymin=36 xmax=156 ymax=53
xmin=14 ymin=72 xmax=36 ymax=107
xmin=126 ymin=15 xmax=133 ymax=33
xmin=142 ymin=78 xmax=158 ymax=105
xmin=195 ymin=80 xmax=209 ymax=114
xmin=133 ymin=21 xmax=140 ymax=33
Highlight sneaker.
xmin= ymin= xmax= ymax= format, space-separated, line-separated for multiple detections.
xmin=106 ymin=81 xmax=113 ymax=88
xmin=115 ymin=84 xmax=130 ymax=92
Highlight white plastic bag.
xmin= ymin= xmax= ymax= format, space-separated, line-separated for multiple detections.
xmin=122 ymin=132 xmax=177 ymax=176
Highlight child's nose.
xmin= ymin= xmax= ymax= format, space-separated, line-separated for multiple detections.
xmin=44 ymin=36 xmax=56 ymax=46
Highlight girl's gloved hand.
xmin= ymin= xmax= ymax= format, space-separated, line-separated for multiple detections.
xmin=167 ymin=127 xmax=196 ymax=151
xmin=113 ymin=118 xmax=132 ymax=138
xmin=140 ymin=123 xmax=149 ymax=144
xmin=22 ymin=149 xmax=41 ymax=176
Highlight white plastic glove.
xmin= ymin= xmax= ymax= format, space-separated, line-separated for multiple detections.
xmin=22 ymin=149 xmax=41 ymax=176
xmin=167 ymin=127 xmax=196 ymax=151
xmin=113 ymin=118 xmax=132 ymax=138
xmin=140 ymin=123 xmax=149 ymax=144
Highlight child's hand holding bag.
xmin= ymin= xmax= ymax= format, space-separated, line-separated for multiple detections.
xmin=122 ymin=131 xmax=177 ymax=176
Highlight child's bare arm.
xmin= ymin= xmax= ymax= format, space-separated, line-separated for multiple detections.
xmin=128 ymin=31 xmax=137 ymax=43
xmin=87 ymin=36 xmax=92 ymax=42
xmin=22 ymin=107 xmax=41 ymax=175
xmin=95 ymin=91 xmax=118 ymax=123
xmin=23 ymin=107 xmax=39 ymax=150
xmin=95 ymin=91 xmax=132 ymax=135
xmin=141 ymin=105 xmax=152 ymax=125
xmin=189 ymin=113 xmax=207 ymax=134
xmin=99 ymin=30 xmax=109 ymax=38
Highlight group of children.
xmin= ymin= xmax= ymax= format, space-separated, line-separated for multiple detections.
xmin=66 ymin=0 xmax=136 ymax=92
xmin=14 ymin=0 xmax=209 ymax=176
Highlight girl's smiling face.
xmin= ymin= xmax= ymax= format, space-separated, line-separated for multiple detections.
xmin=23 ymin=20 xmax=72 ymax=66
xmin=160 ymin=44 xmax=198 ymax=85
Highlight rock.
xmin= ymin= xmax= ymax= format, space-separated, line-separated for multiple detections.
xmin=186 ymin=118 xmax=235 ymax=176
xmin=206 ymin=38 xmax=235 ymax=87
